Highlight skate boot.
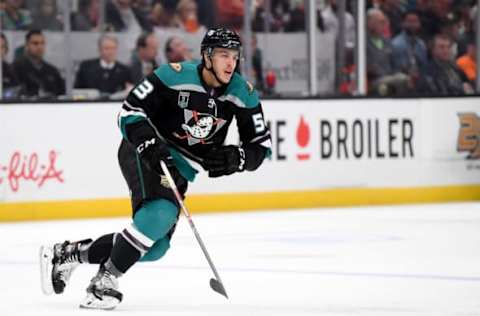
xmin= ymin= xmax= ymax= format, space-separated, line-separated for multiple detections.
xmin=40 ymin=239 xmax=92 ymax=295
xmin=79 ymin=263 xmax=123 ymax=310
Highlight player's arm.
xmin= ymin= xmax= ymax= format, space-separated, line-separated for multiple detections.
xmin=236 ymin=104 xmax=272 ymax=170
xmin=117 ymin=73 xmax=173 ymax=173
xmin=203 ymin=103 xmax=271 ymax=177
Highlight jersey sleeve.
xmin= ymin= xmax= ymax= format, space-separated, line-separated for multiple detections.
xmin=234 ymin=102 xmax=272 ymax=171
xmin=117 ymin=73 xmax=167 ymax=146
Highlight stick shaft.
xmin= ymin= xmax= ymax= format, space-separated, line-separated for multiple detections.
xmin=159 ymin=161 xmax=226 ymax=287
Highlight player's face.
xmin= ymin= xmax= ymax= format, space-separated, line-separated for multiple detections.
xmin=211 ymin=48 xmax=239 ymax=83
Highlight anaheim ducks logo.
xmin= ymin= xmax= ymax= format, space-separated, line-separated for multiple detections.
xmin=457 ymin=112 xmax=480 ymax=159
xmin=174 ymin=109 xmax=227 ymax=145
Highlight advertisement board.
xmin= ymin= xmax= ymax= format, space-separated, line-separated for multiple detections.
xmin=0 ymin=98 xmax=479 ymax=220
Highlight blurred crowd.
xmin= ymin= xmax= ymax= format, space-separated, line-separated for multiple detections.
xmin=0 ymin=0 xmax=478 ymax=100
xmin=363 ymin=0 xmax=478 ymax=96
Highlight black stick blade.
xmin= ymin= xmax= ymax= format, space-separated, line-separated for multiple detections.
xmin=210 ymin=278 xmax=228 ymax=299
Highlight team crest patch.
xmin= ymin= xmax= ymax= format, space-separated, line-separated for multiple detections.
xmin=178 ymin=91 xmax=190 ymax=108
xmin=173 ymin=109 xmax=227 ymax=145
xmin=169 ymin=63 xmax=182 ymax=72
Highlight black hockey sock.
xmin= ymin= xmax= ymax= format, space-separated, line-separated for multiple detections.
xmin=81 ymin=233 xmax=115 ymax=264
xmin=107 ymin=224 xmax=155 ymax=274
xmin=109 ymin=233 xmax=142 ymax=274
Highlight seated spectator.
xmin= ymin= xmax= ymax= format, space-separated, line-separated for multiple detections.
xmin=196 ymin=0 xmax=215 ymax=28
xmin=130 ymin=32 xmax=159 ymax=84
xmin=131 ymin=0 xmax=152 ymax=17
xmin=149 ymin=1 xmax=176 ymax=28
xmin=30 ymin=0 xmax=63 ymax=31
xmin=105 ymin=0 xmax=152 ymax=32
xmin=379 ymin=0 xmax=404 ymax=37
xmin=419 ymin=0 xmax=452 ymax=43
xmin=366 ymin=8 xmax=409 ymax=95
xmin=391 ymin=10 xmax=428 ymax=75
xmin=1 ymin=0 xmax=32 ymax=30
xmin=174 ymin=0 xmax=206 ymax=34
xmin=71 ymin=0 xmax=100 ymax=31
xmin=74 ymin=34 xmax=132 ymax=96
xmin=417 ymin=34 xmax=473 ymax=95
xmin=456 ymin=38 xmax=476 ymax=84
xmin=454 ymin=1 xmax=475 ymax=57
xmin=285 ymin=1 xmax=306 ymax=32
xmin=0 ymin=33 xmax=20 ymax=98
xmin=321 ymin=0 xmax=356 ymax=48
xmin=216 ymin=0 xmax=244 ymax=32
xmin=251 ymin=34 xmax=264 ymax=92
xmin=13 ymin=30 xmax=65 ymax=98
xmin=164 ymin=36 xmax=193 ymax=63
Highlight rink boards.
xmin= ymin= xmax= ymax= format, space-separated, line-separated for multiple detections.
xmin=0 ymin=97 xmax=479 ymax=221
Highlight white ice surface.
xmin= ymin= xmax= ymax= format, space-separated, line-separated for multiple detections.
xmin=1 ymin=202 xmax=480 ymax=315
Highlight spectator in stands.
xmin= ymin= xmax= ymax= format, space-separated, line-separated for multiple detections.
xmin=149 ymin=1 xmax=176 ymax=28
xmin=164 ymin=36 xmax=193 ymax=63
xmin=379 ymin=0 xmax=404 ymax=37
xmin=285 ymin=0 xmax=306 ymax=32
xmin=454 ymin=1 xmax=475 ymax=57
xmin=105 ymin=0 xmax=152 ymax=32
xmin=1 ymin=0 xmax=32 ymax=30
xmin=75 ymin=34 xmax=132 ymax=96
xmin=391 ymin=10 xmax=428 ymax=75
xmin=417 ymin=34 xmax=473 ymax=95
xmin=321 ymin=0 xmax=356 ymax=48
xmin=13 ymin=30 xmax=65 ymax=98
xmin=0 ymin=33 xmax=20 ymax=98
xmin=366 ymin=8 xmax=408 ymax=96
xmin=131 ymin=0 xmax=153 ymax=17
xmin=438 ymin=16 xmax=462 ymax=59
xmin=30 ymin=0 xmax=63 ymax=31
xmin=419 ymin=0 xmax=452 ymax=42
xmin=71 ymin=0 xmax=100 ymax=31
xmin=216 ymin=0 xmax=244 ymax=31
xmin=174 ymin=0 xmax=206 ymax=34
xmin=251 ymin=34 xmax=264 ymax=92
xmin=252 ymin=0 xmax=297 ymax=32
xmin=130 ymin=32 xmax=159 ymax=84
xmin=196 ymin=0 xmax=215 ymax=28
xmin=456 ymin=38 xmax=476 ymax=84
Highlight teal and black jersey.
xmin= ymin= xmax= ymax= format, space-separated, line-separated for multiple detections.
xmin=118 ymin=61 xmax=271 ymax=180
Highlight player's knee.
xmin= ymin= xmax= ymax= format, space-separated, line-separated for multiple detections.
xmin=133 ymin=199 xmax=179 ymax=241
xmin=140 ymin=238 xmax=170 ymax=262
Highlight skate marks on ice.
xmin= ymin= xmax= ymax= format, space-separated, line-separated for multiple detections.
xmin=0 ymin=202 xmax=480 ymax=315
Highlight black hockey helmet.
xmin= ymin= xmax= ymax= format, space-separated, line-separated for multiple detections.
xmin=200 ymin=27 xmax=242 ymax=55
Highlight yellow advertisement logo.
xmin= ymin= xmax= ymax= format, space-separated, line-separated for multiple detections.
xmin=457 ymin=113 xmax=480 ymax=159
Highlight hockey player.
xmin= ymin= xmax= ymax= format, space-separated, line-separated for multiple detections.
xmin=39 ymin=27 xmax=271 ymax=310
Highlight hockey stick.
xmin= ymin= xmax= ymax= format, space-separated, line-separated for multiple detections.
xmin=159 ymin=161 xmax=229 ymax=299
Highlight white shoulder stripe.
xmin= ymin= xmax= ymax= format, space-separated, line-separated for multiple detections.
xmin=250 ymin=132 xmax=271 ymax=143
xmin=118 ymin=108 xmax=147 ymax=119
xmin=123 ymin=101 xmax=146 ymax=113
xmin=218 ymin=94 xmax=247 ymax=108
xmin=170 ymin=84 xmax=206 ymax=93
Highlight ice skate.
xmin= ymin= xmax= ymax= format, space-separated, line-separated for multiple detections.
xmin=40 ymin=239 xmax=91 ymax=295
xmin=79 ymin=264 xmax=123 ymax=310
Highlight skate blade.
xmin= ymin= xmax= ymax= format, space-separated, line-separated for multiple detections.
xmin=39 ymin=245 xmax=54 ymax=295
xmin=79 ymin=293 xmax=120 ymax=310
